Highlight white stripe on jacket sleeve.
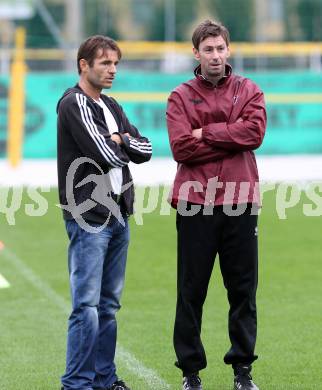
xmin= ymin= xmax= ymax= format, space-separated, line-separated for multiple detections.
xmin=82 ymin=95 xmax=127 ymax=166
xmin=129 ymin=143 xmax=152 ymax=154
xmin=129 ymin=138 xmax=152 ymax=153
xmin=75 ymin=93 xmax=127 ymax=167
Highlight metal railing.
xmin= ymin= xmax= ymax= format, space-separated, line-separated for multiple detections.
xmin=1 ymin=41 xmax=322 ymax=73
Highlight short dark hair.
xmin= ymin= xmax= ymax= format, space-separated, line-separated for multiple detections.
xmin=192 ymin=20 xmax=230 ymax=50
xmin=77 ymin=35 xmax=122 ymax=74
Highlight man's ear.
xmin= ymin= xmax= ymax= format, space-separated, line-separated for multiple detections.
xmin=193 ymin=47 xmax=200 ymax=61
xmin=79 ymin=58 xmax=88 ymax=73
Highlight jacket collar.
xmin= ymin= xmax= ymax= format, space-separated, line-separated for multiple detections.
xmin=75 ymin=83 xmax=103 ymax=102
xmin=194 ymin=63 xmax=232 ymax=88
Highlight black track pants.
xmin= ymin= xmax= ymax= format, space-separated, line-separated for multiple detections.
xmin=174 ymin=206 xmax=258 ymax=374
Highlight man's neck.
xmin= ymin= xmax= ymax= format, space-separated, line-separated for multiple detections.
xmin=78 ymin=79 xmax=101 ymax=100
xmin=201 ymin=72 xmax=225 ymax=86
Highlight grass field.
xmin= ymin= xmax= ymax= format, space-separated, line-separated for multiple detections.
xmin=0 ymin=186 xmax=321 ymax=390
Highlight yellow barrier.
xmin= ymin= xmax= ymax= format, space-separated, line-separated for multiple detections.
xmin=109 ymin=92 xmax=322 ymax=104
xmin=7 ymin=27 xmax=27 ymax=167
xmin=3 ymin=41 xmax=322 ymax=61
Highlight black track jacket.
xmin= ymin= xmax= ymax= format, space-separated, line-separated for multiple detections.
xmin=57 ymin=84 xmax=152 ymax=224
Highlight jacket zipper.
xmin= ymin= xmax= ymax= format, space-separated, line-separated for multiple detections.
xmin=227 ymin=77 xmax=242 ymax=123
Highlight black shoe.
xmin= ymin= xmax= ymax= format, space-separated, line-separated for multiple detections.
xmin=107 ymin=380 xmax=131 ymax=390
xmin=182 ymin=373 xmax=202 ymax=390
xmin=233 ymin=365 xmax=259 ymax=390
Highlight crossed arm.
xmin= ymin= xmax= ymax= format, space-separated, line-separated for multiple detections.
xmin=166 ymin=86 xmax=266 ymax=165
xmin=108 ymin=98 xmax=152 ymax=164
xmin=191 ymin=117 xmax=244 ymax=140
xmin=166 ymin=93 xmax=233 ymax=165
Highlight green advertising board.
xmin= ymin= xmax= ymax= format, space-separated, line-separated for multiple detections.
xmin=0 ymin=70 xmax=322 ymax=158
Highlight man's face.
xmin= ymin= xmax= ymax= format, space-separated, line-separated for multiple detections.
xmin=83 ymin=48 xmax=119 ymax=90
xmin=193 ymin=35 xmax=230 ymax=81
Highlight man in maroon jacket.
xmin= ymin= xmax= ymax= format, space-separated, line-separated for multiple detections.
xmin=166 ymin=20 xmax=266 ymax=390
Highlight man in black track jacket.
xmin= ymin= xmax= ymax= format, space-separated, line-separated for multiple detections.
xmin=57 ymin=35 xmax=152 ymax=390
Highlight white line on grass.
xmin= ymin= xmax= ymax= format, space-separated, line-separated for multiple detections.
xmin=1 ymin=247 xmax=69 ymax=313
xmin=0 ymin=246 xmax=171 ymax=389
xmin=0 ymin=273 xmax=10 ymax=288
xmin=117 ymin=345 xmax=170 ymax=389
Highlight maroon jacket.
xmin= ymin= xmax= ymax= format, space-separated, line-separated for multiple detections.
xmin=166 ymin=64 xmax=266 ymax=207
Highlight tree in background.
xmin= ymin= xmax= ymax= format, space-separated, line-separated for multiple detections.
xmin=48 ymin=0 xmax=254 ymax=43
xmin=145 ymin=0 xmax=196 ymax=41
xmin=285 ymin=0 xmax=322 ymax=41
xmin=83 ymin=0 xmax=119 ymax=39
xmin=297 ymin=0 xmax=322 ymax=41
xmin=207 ymin=0 xmax=254 ymax=41
xmin=11 ymin=0 xmax=322 ymax=47
xmin=144 ymin=0 xmax=254 ymax=42
xmin=20 ymin=2 xmax=64 ymax=47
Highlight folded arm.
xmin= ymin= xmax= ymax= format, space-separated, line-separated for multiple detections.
xmin=201 ymin=87 xmax=267 ymax=151
xmin=167 ymin=92 xmax=232 ymax=165
xmin=109 ymin=97 xmax=152 ymax=164
xmin=61 ymin=93 xmax=130 ymax=168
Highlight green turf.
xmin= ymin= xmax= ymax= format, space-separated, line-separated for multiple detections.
xmin=0 ymin=186 xmax=321 ymax=389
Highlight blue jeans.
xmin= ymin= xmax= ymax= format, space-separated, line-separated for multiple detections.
xmin=61 ymin=217 xmax=130 ymax=390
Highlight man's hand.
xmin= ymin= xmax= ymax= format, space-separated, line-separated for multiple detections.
xmin=192 ymin=128 xmax=202 ymax=139
xmin=111 ymin=133 xmax=123 ymax=144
